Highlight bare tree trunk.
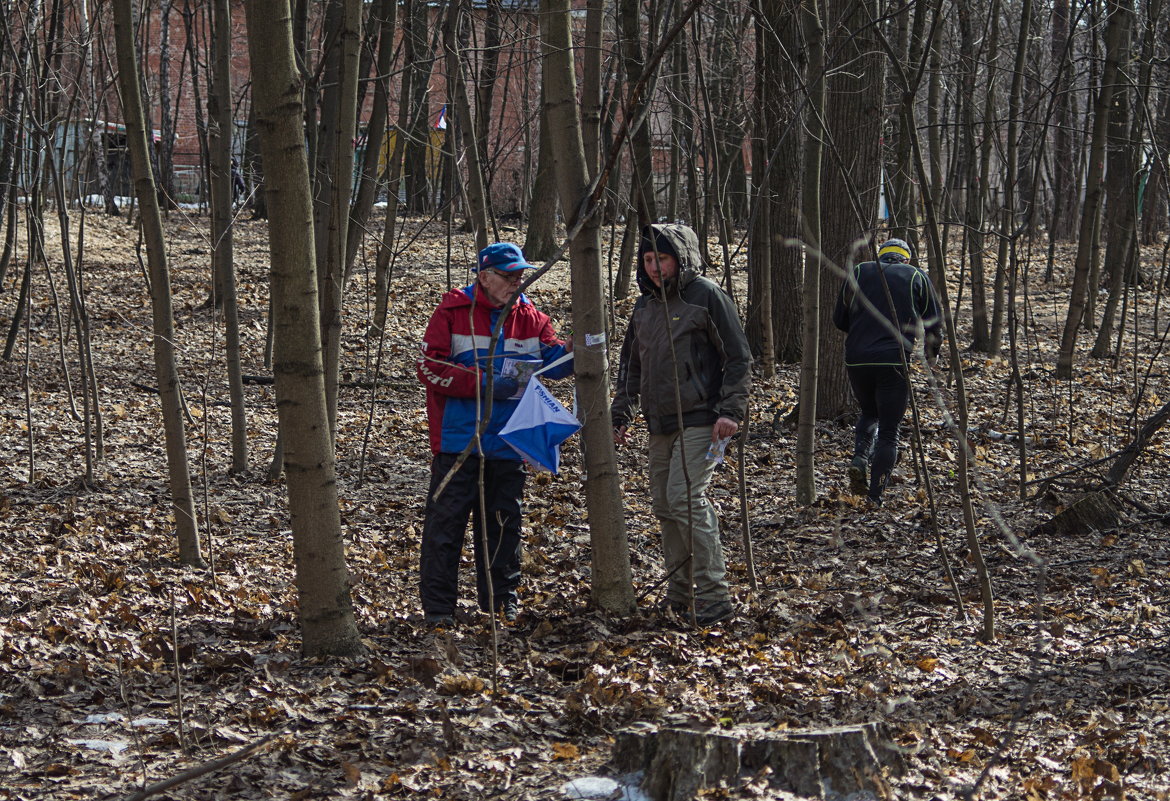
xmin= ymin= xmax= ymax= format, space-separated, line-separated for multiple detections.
xmin=581 ymin=0 xmax=603 ymax=181
xmin=444 ymin=0 xmax=491 ymax=249
xmin=524 ymin=91 xmax=559 ymax=259
xmin=1056 ymin=0 xmax=1129 ymax=378
xmin=475 ymin=0 xmax=503 ymax=187
xmin=746 ymin=14 xmax=774 ymax=377
xmin=958 ymin=0 xmax=992 ymax=351
xmin=245 ymin=0 xmax=363 ymax=658
xmin=312 ymin=0 xmax=362 ymax=439
xmin=1050 ymin=0 xmax=1077 ymax=241
xmin=667 ymin=41 xmax=685 ymax=221
xmin=985 ymin=0 xmax=1015 ymax=355
xmin=403 ymin=0 xmax=438 ymax=214
xmin=702 ymin=2 xmax=749 ymax=227
xmin=245 ymin=102 xmax=267 ymax=219
xmin=157 ymin=0 xmax=177 ymax=207
xmin=815 ymin=0 xmax=884 ymax=419
xmin=112 ymin=0 xmax=203 ymax=568
xmin=540 ymin=0 xmax=636 ymax=614
xmin=1093 ymin=0 xmax=1144 ymax=357
xmin=618 ymin=0 xmax=658 ymax=227
xmin=1141 ymin=73 xmax=1170 ymax=243
xmin=0 ymin=6 xmax=33 ymax=279
xmin=29 ymin=0 xmax=104 ymax=482
xmin=1000 ymin=0 xmax=1034 ymax=498
xmin=612 ymin=204 xmax=639 ymax=300
xmin=1141 ymin=12 xmax=1170 ymax=244
xmin=764 ymin=0 xmax=803 ymax=364
xmin=46 ymin=132 xmax=105 ymax=482
xmin=367 ymin=26 xmax=418 ymax=339
xmin=795 ymin=0 xmax=824 ymax=506
xmin=181 ymin=0 xmax=209 ymax=210
xmin=344 ymin=0 xmax=397 ymax=280
xmin=926 ymin=45 xmax=946 ymax=240
xmin=885 ymin=0 xmax=927 ymax=245
xmin=209 ymin=0 xmax=247 ymax=471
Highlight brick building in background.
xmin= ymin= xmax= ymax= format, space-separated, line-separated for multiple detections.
xmin=48 ymin=0 xmax=547 ymax=215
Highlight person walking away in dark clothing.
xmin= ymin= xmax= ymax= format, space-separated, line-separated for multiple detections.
xmin=416 ymin=242 xmax=573 ymax=628
xmin=231 ymin=158 xmax=246 ymax=203
xmin=611 ymin=224 xmax=752 ymax=626
xmin=832 ymin=238 xmax=942 ymax=506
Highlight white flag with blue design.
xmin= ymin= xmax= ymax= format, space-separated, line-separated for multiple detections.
xmin=499 ymin=354 xmax=579 ymax=473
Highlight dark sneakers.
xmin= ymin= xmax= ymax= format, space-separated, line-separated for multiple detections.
xmin=474 ymin=597 xmax=519 ymax=622
xmin=695 ymin=599 xmax=735 ymax=626
xmin=424 ymin=613 xmax=456 ymax=629
xmin=848 ymin=457 xmax=869 ymax=495
xmin=498 ymin=599 xmax=518 ymax=622
xmin=426 ymin=602 xmax=516 ymax=629
xmin=656 ymin=598 xmax=689 ymax=618
xmin=656 ymin=597 xmax=734 ymax=626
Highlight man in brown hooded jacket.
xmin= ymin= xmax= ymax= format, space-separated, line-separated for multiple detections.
xmin=611 ymin=224 xmax=752 ymax=626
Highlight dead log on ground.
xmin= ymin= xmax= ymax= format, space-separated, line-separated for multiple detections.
xmin=1103 ymin=398 xmax=1170 ymax=487
xmin=1034 ymin=399 xmax=1170 ymax=534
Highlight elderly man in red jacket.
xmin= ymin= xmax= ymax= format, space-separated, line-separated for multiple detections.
xmin=416 ymin=243 xmax=573 ymax=629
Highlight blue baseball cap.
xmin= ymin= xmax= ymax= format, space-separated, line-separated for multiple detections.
xmin=477 ymin=242 xmax=536 ymax=273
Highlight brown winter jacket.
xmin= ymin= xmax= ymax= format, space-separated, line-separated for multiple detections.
xmin=611 ymin=224 xmax=752 ymax=435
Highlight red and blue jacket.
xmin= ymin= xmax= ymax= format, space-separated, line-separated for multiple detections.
xmin=417 ymin=284 xmax=572 ymax=458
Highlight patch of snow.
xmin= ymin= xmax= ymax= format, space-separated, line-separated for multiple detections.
xmin=81 ymin=712 xmax=125 ymax=724
xmin=65 ymin=738 xmax=129 ymax=755
xmin=82 ymin=195 xmax=135 ymax=208
xmin=560 ymin=774 xmax=650 ymax=800
xmin=130 ymin=717 xmax=169 ymax=727
xmin=79 ymin=712 xmax=167 ymax=727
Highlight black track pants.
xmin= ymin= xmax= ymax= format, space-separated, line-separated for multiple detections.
xmin=847 ymin=364 xmax=909 ymax=501
xmin=419 ymin=453 xmax=526 ymax=616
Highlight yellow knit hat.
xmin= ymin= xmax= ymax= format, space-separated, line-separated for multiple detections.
xmin=877 ymin=238 xmax=913 ymax=262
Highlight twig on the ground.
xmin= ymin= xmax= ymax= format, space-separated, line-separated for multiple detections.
xmin=170 ymin=587 xmax=186 ymax=753
xmin=119 ymin=731 xmax=285 ymax=801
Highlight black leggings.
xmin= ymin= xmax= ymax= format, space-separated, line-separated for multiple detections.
xmin=847 ymin=364 xmax=909 ymax=499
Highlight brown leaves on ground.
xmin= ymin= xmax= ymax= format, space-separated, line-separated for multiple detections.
xmin=0 ymin=212 xmax=1168 ymax=799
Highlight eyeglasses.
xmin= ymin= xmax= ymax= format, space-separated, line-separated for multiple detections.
xmin=487 ymin=268 xmax=525 ymax=283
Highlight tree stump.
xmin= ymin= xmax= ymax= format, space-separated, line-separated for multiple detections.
xmin=613 ymin=722 xmax=905 ymax=801
xmin=1036 ymin=490 xmax=1120 ymax=536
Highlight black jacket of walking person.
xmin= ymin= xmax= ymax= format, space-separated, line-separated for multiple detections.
xmin=832 ymin=242 xmax=943 ymax=366
xmin=832 ymin=239 xmax=942 ymax=505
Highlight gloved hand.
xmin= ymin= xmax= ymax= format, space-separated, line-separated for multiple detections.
xmin=491 ymin=375 xmax=519 ymax=400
